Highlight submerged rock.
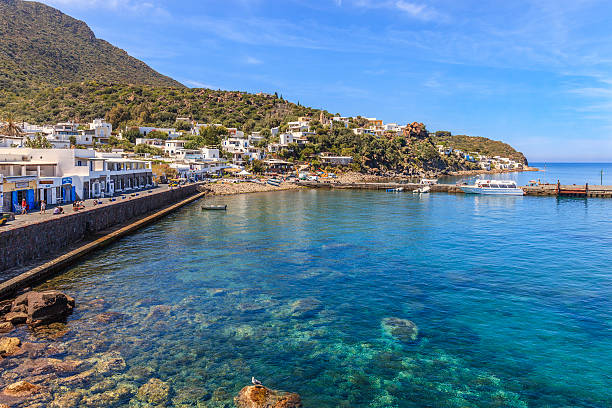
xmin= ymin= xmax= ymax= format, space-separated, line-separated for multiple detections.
xmin=50 ymin=390 xmax=83 ymax=408
xmin=3 ymin=380 xmax=41 ymax=397
xmin=93 ymin=312 xmax=125 ymax=324
xmin=82 ymin=383 xmax=135 ymax=407
xmin=289 ymin=297 xmax=323 ymax=318
xmin=34 ymin=322 xmax=69 ymax=339
xmin=0 ymin=322 xmax=13 ymax=334
xmin=137 ymin=378 xmax=170 ymax=404
xmin=10 ymin=291 xmax=75 ymax=327
xmin=94 ymin=352 xmax=126 ymax=374
xmin=0 ymin=337 xmax=21 ymax=356
xmin=382 ymin=317 xmax=419 ymax=343
xmin=234 ymin=385 xmax=302 ymax=408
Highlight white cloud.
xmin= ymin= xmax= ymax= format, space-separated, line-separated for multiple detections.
xmin=183 ymin=80 xmax=217 ymax=89
xmin=41 ymin=0 xmax=169 ymax=17
xmin=245 ymin=56 xmax=263 ymax=65
xmin=342 ymin=0 xmax=445 ymax=21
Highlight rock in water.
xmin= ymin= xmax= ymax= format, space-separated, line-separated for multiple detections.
xmin=234 ymin=385 xmax=302 ymax=408
xmin=3 ymin=381 xmax=41 ymax=397
xmin=0 ymin=337 xmax=21 ymax=356
xmin=381 ymin=317 xmax=419 ymax=343
xmin=137 ymin=378 xmax=170 ymax=405
xmin=11 ymin=291 xmax=75 ymax=327
xmin=289 ymin=297 xmax=323 ymax=318
xmin=3 ymin=312 xmax=27 ymax=325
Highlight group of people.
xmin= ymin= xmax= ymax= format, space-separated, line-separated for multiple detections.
xmin=72 ymin=200 xmax=86 ymax=211
xmin=18 ymin=197 xmax=85 ymax=216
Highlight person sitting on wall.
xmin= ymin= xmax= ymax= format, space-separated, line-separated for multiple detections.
xmin=53 ymin=206 xmax=64 ymax=215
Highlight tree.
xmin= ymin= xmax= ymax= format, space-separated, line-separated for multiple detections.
xmin=69 ymin=135 xmax=77 ymax=147
xmin=249 ymin=159 xmax=265 ymax=174
xmin=105 ymin=104 xmax=131 ymax=129
xmin=24 ymin=133 xmax=51 ymax=148
xmin=0 ymin=114 xmax=24 ymax=137
xmin=147 ymin=130 xmax=169 ymax=140
xmin=435 ymin=131 xmax=451 ymax=138
xmin=151 ymin=163 xmax=178 ymax=183
xmin=122 ymin=128 xmax=141 ymax=143
xmin=134 ymin=144 xmax=164 ymax=156
xmin=242 ymin=119 xmax=256 ymax=133
xmin=175 ymin=121 xmax=192 ymax=131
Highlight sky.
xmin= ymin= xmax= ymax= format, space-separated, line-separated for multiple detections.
xmin=39 ymin=0 xmax=612 ymax=162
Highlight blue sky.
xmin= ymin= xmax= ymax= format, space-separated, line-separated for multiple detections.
xmin=41 ymin=0 xmax=612 ymax=162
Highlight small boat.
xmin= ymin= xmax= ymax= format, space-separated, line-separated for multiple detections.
xmin=413 ymin=185 xmax=431 ymax=193
xmin=460 ymin=180 xmax=524 ymax=195
xmin=420 ymin=178 xmax=438 ymax=185
xmin=386 ymin=187 xmax=404 ymax=192
xmin=267 ymin=179 xmax=281 ymax=187
xmin=202 ymin=205 xmax=227 ymax=210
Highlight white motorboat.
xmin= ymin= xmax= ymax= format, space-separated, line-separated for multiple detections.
xmin=460 ymin=180 xmax=524 ymax=195
xmin=413 ymin=185 xmax=431 ymax=193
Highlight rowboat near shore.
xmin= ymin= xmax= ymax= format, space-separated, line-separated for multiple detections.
xmin=202 ymin=205 xmax=227 ymax=210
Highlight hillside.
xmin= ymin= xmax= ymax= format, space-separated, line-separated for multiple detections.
xmin=0 ymin=0 xmax=528 ymax=175
xmin=0 ymin=82 xmax=324 ymax=130
xmin=433 ymin=134 xmax=528 ymax=165
xmin=0 ymin=0 xmax=182 ymax=90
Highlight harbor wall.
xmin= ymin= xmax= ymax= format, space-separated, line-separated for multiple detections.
xmin=0 ymin=185 xmax=201 ymax=273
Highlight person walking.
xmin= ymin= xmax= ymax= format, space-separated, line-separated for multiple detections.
xmin=21 ymin=198 xmax=27 ymax=215
xmin=40 ymin=199 xmax=46 ymax=214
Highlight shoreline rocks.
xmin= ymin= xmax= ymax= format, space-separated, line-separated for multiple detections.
xmin=0 ymin=290 xmax=75 ymax=330
xmin=0 ymin=337 xmax=21 ymax=357
xmin=234 ymin=385 xmax=302 ymax=408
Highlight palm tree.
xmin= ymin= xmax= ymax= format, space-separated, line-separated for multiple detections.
xmin=0 ymin=114 xmax=24 ymax=137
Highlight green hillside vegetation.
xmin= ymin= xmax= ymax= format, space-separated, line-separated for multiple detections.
xmin=278 ymin=122 xmax=477 ymax=174
xmin=0 ymin=0 xmax=181 ymax=90
xmin=0 ymin=0 xmax=528 ymax=174
xmin=0 ymin=82 xmax=325 ymax=131
xmin=433 ymin=133 xmax=528 ymax=165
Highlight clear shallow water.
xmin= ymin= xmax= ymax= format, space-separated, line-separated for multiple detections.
xmin=23 ymin=186 xmax=612 ymax=407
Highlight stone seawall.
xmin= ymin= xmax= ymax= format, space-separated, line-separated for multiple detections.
xmin=0 ymin=185 xmax=201 ymax=273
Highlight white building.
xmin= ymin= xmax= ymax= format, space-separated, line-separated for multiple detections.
xmin=164 ymin=140 xmax=189 ymax=155
xmin=201 ymin=148 xmax=220 ymax=160
xmin=136 ymin=138 xmax=165 ymax=147
xmin=0 ymin=148 xmax=153 ymax=206
xmin=89 ymin=119 xmax=112 ymax=144
xmin=332 ymin=117 xmax=350 ymax=128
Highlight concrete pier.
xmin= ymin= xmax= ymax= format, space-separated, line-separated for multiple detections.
xmin=299 ymin=181 xmax=612 ymax=197
xmin=0 ymin=184 xmax=204 ymax=275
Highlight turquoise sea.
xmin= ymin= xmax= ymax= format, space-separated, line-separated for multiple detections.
xmin=10 ymin=163 xmax=612 ymax=407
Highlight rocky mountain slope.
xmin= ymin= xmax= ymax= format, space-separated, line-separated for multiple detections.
xmin=0 ymin=0 xmax=182 ymax=91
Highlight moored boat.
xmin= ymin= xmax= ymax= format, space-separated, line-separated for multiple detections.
xmin=413 ymin=185 xmax=431 ymax=193
xmin=202 ymin=205 xmax=227 ymax=210
xmin=460 ymin=180 xmax=524 ymax=195
xmin=267 ymin=179 xmax=281 ymax=187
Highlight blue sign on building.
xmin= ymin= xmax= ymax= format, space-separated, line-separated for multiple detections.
xmin=62 ymin=177 xmax=72 ymax=185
